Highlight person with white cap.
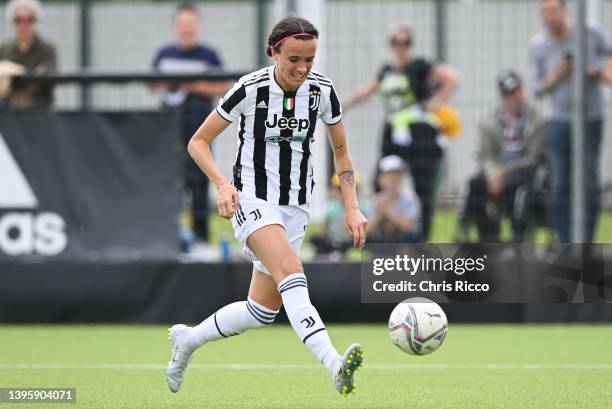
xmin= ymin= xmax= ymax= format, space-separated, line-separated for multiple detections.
xmin=367 ymin=155 xmax=422 ymax=243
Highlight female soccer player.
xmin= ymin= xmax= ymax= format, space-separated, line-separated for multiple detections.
xmin=166 ymin=16 xmax=367 ymax=397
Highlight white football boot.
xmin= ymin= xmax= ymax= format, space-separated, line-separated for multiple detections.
xmin=166 ymin=324 xmax=194 ymax=393
xmin=333 ymin=343 xmax=364 ymax=396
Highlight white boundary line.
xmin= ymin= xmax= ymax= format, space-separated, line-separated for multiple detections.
xmin=0 ymin=363 xmax=611 ymax=370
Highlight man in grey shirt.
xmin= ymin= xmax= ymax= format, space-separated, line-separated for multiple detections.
xmin=530 ymin=0 xmax=612 ymax=242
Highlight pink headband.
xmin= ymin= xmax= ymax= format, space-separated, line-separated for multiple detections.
xmin=271 ymin=32 xmax=317 ymax=49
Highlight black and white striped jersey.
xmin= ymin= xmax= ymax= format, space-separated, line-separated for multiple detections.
xmin=216 ymin=65 xmax=342 ymax=206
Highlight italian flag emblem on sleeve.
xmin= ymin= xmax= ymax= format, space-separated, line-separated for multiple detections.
xmin=283 ymin=97 xmax=295 ymax=110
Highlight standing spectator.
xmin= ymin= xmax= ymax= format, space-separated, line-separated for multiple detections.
xmin=343 ymin=26 xmax=457 ymax=240
xmin=152 ymin=3 xmax=228 ymax=251
xmin=530 ymin=0 xmax=612 ymax=242
xmin=380 ymin=102 xmax=443 ymax=241
xmin=344 ymin=25 xmax=457 ymax=114
xmin=367 ymin=155 xmax=422 ymax=243
xmin=0 ymin=0 xmax=57 ymax=110
xmin=458 ymin=70 xmax=545 ymax=242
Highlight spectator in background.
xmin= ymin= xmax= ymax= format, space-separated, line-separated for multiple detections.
xmin=151 ymin=2 xmax=228 ymax=252
xmin=379 ymin=100 xmax=446 ymax=242
xmin=530 ymin=0 xmax=612 ymax=242
xmin=344 ymin=25 xmax=457 ymax=114
xmin=367 ymin=155 xmax=422 ymax=243
xmin=343 ymin=25 xmax=458 ymax=240
xmin=458 ymin=70 xmax=545 ymax=243
xmin=0 ymin=0 xmax=57 ymax=110
xmin=311 ymin=174 xmax=366 ymax=258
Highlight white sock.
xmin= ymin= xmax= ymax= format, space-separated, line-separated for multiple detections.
xmin=278 ymin=273 xmax=340 ymax=376
xmin=187 ymin=297 xmax=278 ymax=352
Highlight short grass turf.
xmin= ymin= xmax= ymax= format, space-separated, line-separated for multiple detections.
xmin=1 ymin=324 xmax=612 ymax=408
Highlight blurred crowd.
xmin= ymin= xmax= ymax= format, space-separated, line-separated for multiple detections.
xmin=1 ymin=0 xmax=611 ymax=259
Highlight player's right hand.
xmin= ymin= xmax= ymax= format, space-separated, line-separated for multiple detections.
xmin=216 ymin=182 xmax=240 ymax=219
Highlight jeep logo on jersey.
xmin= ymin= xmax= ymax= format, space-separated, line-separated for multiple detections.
xmin=0 ymin=131 xmax=68 ymax=256
xmin=265 ymin=114 xmax=310 ymax=133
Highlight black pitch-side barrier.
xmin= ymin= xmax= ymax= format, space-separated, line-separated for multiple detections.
xmin=0 ymin=111 xmax=183 ymax=259
xmin=1 ymin=261 xmax=612 ymax=323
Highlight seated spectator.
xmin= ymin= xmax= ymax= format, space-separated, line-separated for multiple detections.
xmin=311 ymin=174 xmax=366 ymax=257
xmin=367 ymin=155 xmax=422 ymax=243
xmin=457 ymin=70 xmax=545 ymax=242
xmin=0 ymin=0 xmax=57 ymax=110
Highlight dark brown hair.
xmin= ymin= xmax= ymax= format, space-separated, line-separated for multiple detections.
xmin=266 ymin=16 xmax=319 ymax=57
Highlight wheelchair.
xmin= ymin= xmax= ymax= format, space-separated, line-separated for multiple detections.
xmin=457 ymin=163 xmax=552 ymax=243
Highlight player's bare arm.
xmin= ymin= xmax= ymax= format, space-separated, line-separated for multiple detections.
xmin=187 ymin=110 xmax=240 ymax=219
xmin=327 ymin=120 xmax=367 ymax=248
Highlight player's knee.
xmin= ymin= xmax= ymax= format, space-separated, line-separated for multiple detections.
xmin=246 ymin=298 xmax=278 ymax=328
xmin=278 ymin=254 xmax=303 ymax=278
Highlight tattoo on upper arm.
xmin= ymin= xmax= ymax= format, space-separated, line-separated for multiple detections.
xmin=338 ymin=169 xmax=354 ymax=186
xmin=334 ymin=143 xmax=344 ymax=150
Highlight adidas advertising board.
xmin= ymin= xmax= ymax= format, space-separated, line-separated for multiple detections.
xmin=0 ymin=112 xmax=182 ymax=259
xmin=0 ymin=131 xmax=67 ymax=256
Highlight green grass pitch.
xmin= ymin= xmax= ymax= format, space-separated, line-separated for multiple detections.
xmin=2 ymin=324 xmax=612 ymax=408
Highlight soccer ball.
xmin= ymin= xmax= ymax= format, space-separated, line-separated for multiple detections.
xmin=388 ymin=297 xmax=448 ymax=355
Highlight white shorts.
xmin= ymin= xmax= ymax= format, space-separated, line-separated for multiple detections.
xmin=231 ymin=192 xmax=310 ymax=275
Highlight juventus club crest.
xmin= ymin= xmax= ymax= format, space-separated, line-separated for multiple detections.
xmin=309 ymin=89 xmax=321 ymax=110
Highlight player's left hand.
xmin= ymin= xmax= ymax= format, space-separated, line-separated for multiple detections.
xmin=345 ymin=207 xmax=368 ymax=249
